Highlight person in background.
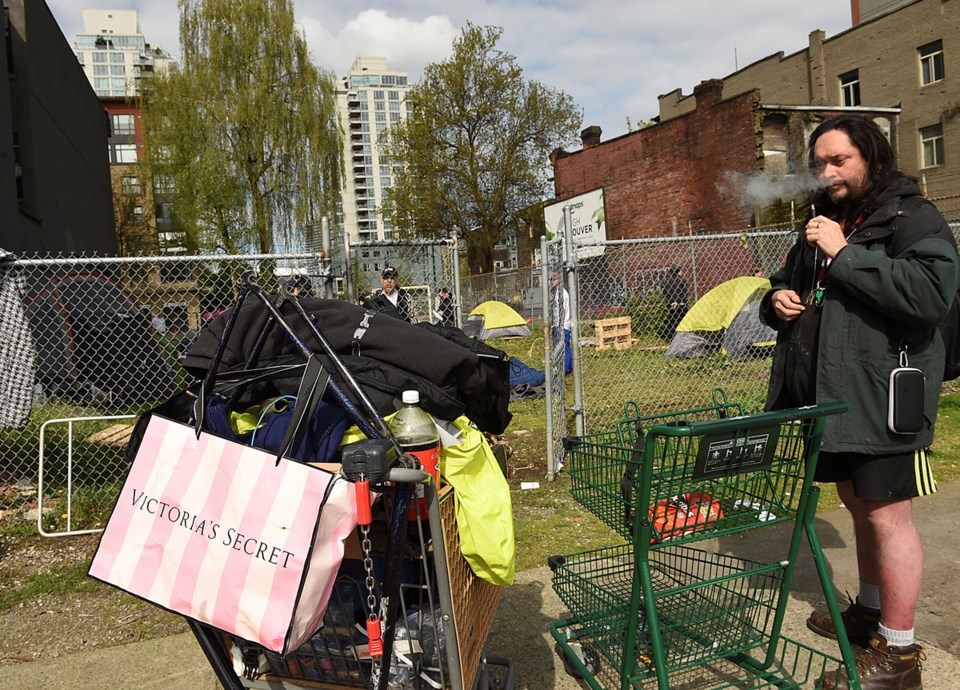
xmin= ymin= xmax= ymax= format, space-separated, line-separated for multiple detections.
xmin=760 ymin=114 xmax=959 ymax=690
xmin=551 ymin=271 xmax=572 ymax=375
xmin=436 ymin=287 xmax=456 ymax=326
xmin=660 ymin=265 xmax=688 ymax=340
xmin=372 ymin=266 xmax=411 ymax=322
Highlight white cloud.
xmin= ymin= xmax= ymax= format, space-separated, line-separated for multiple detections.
xmin=46 ymin=0 xmax=853 ymax=140
xmin=300 ymin=9 xmax=457 ymax=79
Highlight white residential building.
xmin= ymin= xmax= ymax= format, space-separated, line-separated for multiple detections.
xmin=71 ymin=9 xmax=174 ymax=98
xmin=336 ymin=56 xmax=412 ymax=245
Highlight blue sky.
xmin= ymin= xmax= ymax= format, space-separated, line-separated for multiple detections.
xmin=48 ymin=1 xmax=853 ymax=141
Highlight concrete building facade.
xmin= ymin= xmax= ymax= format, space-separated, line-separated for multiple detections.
xmin=71 ymin=9 xmax=173 ymax=99
xmin=336 ymin=56 xmax=412 ymax=248
xmin=657 ymin=0 xmax=958 ymax=199
xmin=0 ymin=0 xmax=114 ymax=255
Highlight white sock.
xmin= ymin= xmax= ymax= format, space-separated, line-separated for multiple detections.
xmin=857 ymin=582 xmax=881 ymax=612
xmin=878 ymin=623 xmax=915 ymax=648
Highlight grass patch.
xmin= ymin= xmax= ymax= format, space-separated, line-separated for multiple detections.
xmin=0 ymin=560 xmax=99 ymax=611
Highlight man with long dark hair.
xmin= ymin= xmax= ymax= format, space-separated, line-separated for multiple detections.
xmin=761 ymin=114 xmax=958 ymax=689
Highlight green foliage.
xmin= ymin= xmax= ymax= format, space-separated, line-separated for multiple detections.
xmin=141 ymin=0 xmax=343 ymax=254
xmin=625 ymin=290 xmax=668 ymax=338
xmin=381 ymin=23 xmax=583 ymax=274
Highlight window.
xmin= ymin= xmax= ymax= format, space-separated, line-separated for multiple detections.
xmin=92 ymin=51 xmax=107 ymax=63
xmin=109 ymin=143 xmax=138 ymax=163
xmin=110 ymin=64 xmax=126 ymax=76
xmin=133 ymin=205 xmax=143 ymax=222
xmin=120 ymin=175 xmax=141 ymax=195
xmin=93 ymin=65 xmax=109 ymax=76
xmin=919 ymin=40 xmax=944 ymax=85
xmin=920 ymin=124 xmax=944 ymax=168
xmin=112 ymin=113 xmax=135 ymax=135
xmin=839 ymin=70 xmax=861 ymax=107
xmin=154 ymin=175 xmax=175 ymax=194
xmin=109 ymin=52 xmax=124 ymax=63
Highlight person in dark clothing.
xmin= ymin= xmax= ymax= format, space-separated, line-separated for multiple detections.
xmin=370 ymin=266 xmax=411 ymax=322
xmin=660 ymin=266 xmax=688 ymax=340
xmin=435 ymin=287 xmax=456 ymax=326
xmin=760 ymin=114 xmax=959 ymax=690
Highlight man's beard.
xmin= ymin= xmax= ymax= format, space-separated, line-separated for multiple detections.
xmin=825 ymin=179 xmax=865 ymax=213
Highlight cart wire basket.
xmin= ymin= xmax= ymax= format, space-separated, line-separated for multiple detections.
xmin=554 ymin=395 xmax=855 ymax=689
xmin=552 ymin=617 xmax=847 ymax=690
xmin=566 ymin=391 xmax=841 ymax=544
xmin=208 ymin=485 xmax=504 ymax=690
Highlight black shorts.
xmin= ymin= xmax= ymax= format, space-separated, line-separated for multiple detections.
xmin=815 ymin=449 xmax=937 ymax=500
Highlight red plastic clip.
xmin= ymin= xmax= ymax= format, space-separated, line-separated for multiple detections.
xmin=355 ymin=479 xmax=372 ymax=525
xmin=366 ymin=616 xmax=383 ymax=657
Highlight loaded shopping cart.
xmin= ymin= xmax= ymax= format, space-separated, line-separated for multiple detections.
xmin=92 ymin=273 xmax=514 ymax=690
xmin=550 ymin=389 xmax=862 ymax=689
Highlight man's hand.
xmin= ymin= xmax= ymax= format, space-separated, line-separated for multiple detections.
xmin=771 ymin=289 xmax=805 ymax=322
xmin=805 ymin=215 xmax=847 ymax=258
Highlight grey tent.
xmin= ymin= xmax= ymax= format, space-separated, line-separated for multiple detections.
xmin=665 ymin=276 xmax=777 ymax=360
xmin=25 ymin=273 xmax=178 ymax=405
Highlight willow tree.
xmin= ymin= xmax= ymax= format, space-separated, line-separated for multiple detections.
xmin=382 ymin=23 xmax=582 ymax=274
xmin=141 ymin=0 xmax=342 ymax=254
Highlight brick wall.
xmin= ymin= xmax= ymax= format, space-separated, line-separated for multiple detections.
xmin=656 ymin=0 xmax=960 ymax=198
xmin=551 ymin=87 xmax=761 ymax=240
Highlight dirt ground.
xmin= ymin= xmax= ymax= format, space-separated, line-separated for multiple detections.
xmin=0 ymin=533 xmax=189 ymax=666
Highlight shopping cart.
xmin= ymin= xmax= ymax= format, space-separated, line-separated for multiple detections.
xmin=191 ymin=465 xmax=512 ymax=690
xmin=179 ymin=274 xmax=513 ymax=690
xmin=551 ymin=391 xmax=861 ymax=689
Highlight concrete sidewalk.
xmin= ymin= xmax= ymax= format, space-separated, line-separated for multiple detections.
xmin=6 ymin=482 xmax=960 ymax=689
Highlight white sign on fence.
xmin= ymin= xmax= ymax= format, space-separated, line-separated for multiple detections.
xmin=543 ymin=188 xmax=607 ymax=259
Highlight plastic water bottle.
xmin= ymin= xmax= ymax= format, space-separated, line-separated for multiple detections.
xmin=389 ymin=390 xmax=440 ymax=520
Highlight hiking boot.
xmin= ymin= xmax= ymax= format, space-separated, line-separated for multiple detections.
xmin=821 ymin=632 xmax=924 ymax=690
xmin=807 ymin=596 xmax=880 ymax=647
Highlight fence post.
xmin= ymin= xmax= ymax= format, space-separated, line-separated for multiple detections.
xmin=562 ymin=205 xmax=585 ymax=437
xmin=541 ymin=235 xmax=557 ymax=481
xmin=320 ymin=216 xmax=333 ymax=298
xmin=450 ymin=231 xmax=463 ymax=329
xmin=342 ymin=232 xmax=354 ymax=303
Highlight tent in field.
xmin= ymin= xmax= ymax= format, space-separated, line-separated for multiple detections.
xmin=464 ymin=300 xmax=531 ymax=340
xmin=25 ymin=273 xmax=179 ymax=405
xmin=665 ymin=276 xmax=777 ymax=360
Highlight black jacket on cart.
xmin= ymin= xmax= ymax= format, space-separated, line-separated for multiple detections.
xmin=182 ymin=297 xmax=512 ymax=434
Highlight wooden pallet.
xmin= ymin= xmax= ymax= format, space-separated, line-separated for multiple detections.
xmin=595 ymin=316 xmax=637 ymax=350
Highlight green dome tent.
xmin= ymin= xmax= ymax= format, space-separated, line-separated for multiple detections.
xmin=464 ymin=301 xmax=531 ymax=340
xmin=664 ymin=276 xmax=777 ymax=360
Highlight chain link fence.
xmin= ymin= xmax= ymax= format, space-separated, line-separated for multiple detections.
xmin=565 ymin=227 xmax=793 ymax=435
xmin=3 ymin=195 xmax=959 ymax=533
xmin=563 ymin=192 xmax=960 ymax=434
xmin=0 ymin=241 xmax=457 ymax=535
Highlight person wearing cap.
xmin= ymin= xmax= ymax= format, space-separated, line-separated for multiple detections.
xmin=661 ymin=265 xmax=688 ymax=340
xmin=372 ymin=266 xmax=411 ymax=322
xmin=435 ymin=287 xmax=456 ymax=327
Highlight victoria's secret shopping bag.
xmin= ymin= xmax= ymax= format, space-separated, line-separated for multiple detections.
xmin=89 ymin=415 xmax=363 ymax=655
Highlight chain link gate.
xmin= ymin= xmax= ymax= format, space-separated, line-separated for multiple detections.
xmin=343 ymin=238 xmax=461 ymax=327
xmin=567 ymin=227 xmax=796 ymax=434
xmin=542 ymin=233 xmax=567 ymax=480
xmin=0 ymin=241 xmax=457 ymax=537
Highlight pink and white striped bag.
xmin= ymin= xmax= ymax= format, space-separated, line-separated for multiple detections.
xmin=89 ymin=414 xmax=362 ymax=655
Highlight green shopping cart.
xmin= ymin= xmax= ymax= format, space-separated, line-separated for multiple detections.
xmin=551 ymin=390 xmax=862 ymax=689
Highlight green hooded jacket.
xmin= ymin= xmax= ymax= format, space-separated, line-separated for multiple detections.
xmin=761 ymin=180 xmax=959 ymax=454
